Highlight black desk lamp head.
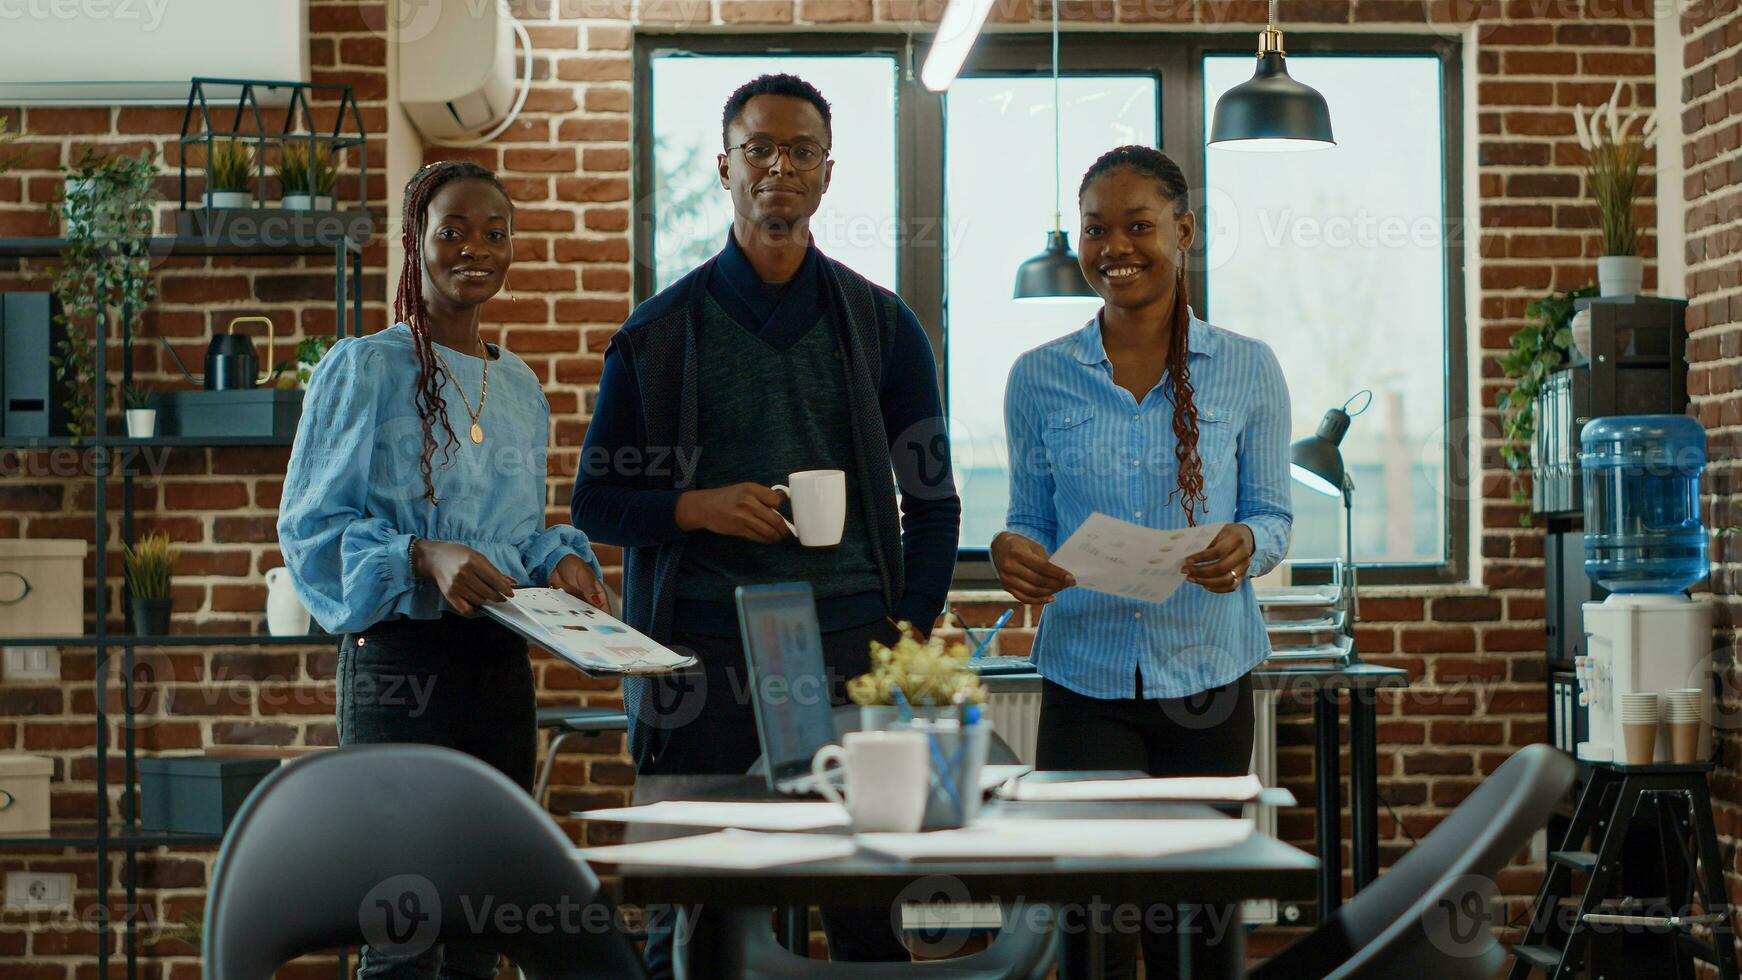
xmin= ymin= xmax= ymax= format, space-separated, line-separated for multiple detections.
xmin=1291 ymin=405 xmax=1352 ymax=499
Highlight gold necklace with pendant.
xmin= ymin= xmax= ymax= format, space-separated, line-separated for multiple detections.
xmin=430 ymin=338 xmax=489 ymax=444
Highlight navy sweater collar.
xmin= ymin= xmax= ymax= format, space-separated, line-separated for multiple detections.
xmin=708 ymin=229 xmax=827 ymax=346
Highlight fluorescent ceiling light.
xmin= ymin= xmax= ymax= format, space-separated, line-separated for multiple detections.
xmin=920 ymin=0 xmax=997 ymax=92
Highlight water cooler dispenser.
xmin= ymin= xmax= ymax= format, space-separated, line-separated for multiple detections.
xmin=1575 ymin=415 xmax=1712 ymax=764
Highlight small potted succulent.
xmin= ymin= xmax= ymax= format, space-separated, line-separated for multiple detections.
xmin=202 ymin=138 xmax=254 ymax=209
xmin=123 ymin=384 xmax=156 ymax=438
xmin=123 ymin=530 xmax=178 ymax=636
xmin=848 ymin=624 xmax=988 ymax=731
xmin=276 ymin=141 xmax=337 ymax=211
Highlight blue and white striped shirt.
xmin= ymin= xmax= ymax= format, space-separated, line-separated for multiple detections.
xmin=1004 ymin=312 xmax=1293 ymax=700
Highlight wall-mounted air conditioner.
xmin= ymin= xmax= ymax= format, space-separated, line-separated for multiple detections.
xmin=0 ymin=0 xmax=308 ymax=105
xmin=397 ymin=0 xmax=531 ymax=147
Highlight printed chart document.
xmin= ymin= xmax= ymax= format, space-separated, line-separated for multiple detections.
xmin=579 ymin=830 xmax=856 ymax=870
xmin=1050 ymin=514 xmax=1225 ymax=603
xmin=999 ymin=773 xmax=1264 ymax=803
xmin=855 ymin=818 xmax=1254 ymax=862
xmin=579 ymin=801 xmax=851 ymax=832
xmin=484 ymin=588 xmax=696 ymax=675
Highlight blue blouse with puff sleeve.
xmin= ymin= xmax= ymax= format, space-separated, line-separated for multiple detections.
xmin=277 ymin=323 xmax=601 ymax=635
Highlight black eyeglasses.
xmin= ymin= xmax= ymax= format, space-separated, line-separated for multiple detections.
xmin=726 ymin=138 xmax=829 ymax=172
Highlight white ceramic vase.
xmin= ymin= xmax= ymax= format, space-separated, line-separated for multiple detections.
xmin=124 ymin=409 xmax=156 ymax=438
xmin=1570 ymin=308 xmax=1593 ymax=360
xmin=204 ymin=190 xmax=251 ymax=209
xmin=264 ymin=566 xmax=311 ymax=636
xmin=1597 ymin=255 xmax=1644 ymax=298
xmin=281 ymin=193 xmax=335 ymax=211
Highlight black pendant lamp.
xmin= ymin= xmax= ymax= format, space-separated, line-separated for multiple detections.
xmin=1013 ymin=0 xmax=1096 ymax=301
xmin=1209 ymin=0 xmax=1334 ymax=151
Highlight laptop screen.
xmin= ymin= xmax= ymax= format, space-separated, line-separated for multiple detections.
xmin=735 ymin=583 xmax=838 ymax=785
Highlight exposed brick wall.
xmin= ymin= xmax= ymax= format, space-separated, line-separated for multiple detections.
xmin=0 ymin=0 xmax=1671 ymax=974
xmin=1683 ymin=0 xmax=1742 ymax=943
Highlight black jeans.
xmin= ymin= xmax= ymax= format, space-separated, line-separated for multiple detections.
xmin=339 ymin=614 xmax=537 ymax=980
xmin=636 ymin=617 xmax=910 ymax=978
xmin=1036 ymin=672 xmax=1255 ymax=980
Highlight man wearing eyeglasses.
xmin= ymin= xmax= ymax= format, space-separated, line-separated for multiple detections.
xmin=570 ymin=74 xmax=960 ymax=975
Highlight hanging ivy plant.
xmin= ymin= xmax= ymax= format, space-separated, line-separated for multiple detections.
xmin=1497 ymin=284 xmax=1598 ymax=519
xmin=48 ymin=149 xmax=160 ymax=443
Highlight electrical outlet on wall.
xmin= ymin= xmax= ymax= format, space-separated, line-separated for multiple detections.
xmin=2 ymin=646 xmax=60 ymax=682
xmin=5 ymin=872 xmax=75 ymax=912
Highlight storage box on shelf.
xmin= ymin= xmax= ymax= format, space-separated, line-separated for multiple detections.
xmin=0 ymin=756 xmax=53 ymax=837
xmin=138 ymin=757 xmax=280 ymax=836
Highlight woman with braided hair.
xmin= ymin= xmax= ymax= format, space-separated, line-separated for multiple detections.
xmin=993 ymin=145 xmax=1293 ymax=978
xmin=279 ymin=161 xmax=605 ymax=978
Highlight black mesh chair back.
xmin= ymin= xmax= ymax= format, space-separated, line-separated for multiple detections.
xmin=204 ymin=744 xmax=645 ymax=980
xmin=1255 ymin=743 xmax=1575 ymax=979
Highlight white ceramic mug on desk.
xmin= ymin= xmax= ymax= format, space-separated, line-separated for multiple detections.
xmin=810 ymin=730 xmax=928 ymax=833
xmin=772 ymin=469 xmax=847 ymax=547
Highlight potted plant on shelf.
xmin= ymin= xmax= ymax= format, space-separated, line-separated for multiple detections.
xmin=293 ymin=335 xmax=331 ymax=388
xmin=123 ymin=530 xmax=177 ymax=637
xmin=1498 ymin=284 xmax=1598 ymax=518
xmin=203 ymin=138 xmax=254 ymax=209
xmin=848 ymin=624 xmax=988 ymax=731
xmin=276 ymin=141 xmax=337 ymax=211
xmin=1573 ymin=82 xmax=1657 ymax=298
xmin=50 ymin=150 xmax=161 ymax=444
xmin=123 ymin=384 xmax=155 ymax=438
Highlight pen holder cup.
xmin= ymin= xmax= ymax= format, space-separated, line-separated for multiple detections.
xmin=895 ymin=718 xmax=990 ymax=830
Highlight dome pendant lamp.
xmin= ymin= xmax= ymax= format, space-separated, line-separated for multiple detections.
xmin=1209 ymin=0 xmax=1335 ymax=151
xmin=1013 ymin=0 xmax=1096 ymax=301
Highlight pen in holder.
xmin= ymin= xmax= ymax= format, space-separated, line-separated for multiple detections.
xmin=899 ymin=715 xmax=990 ymax=830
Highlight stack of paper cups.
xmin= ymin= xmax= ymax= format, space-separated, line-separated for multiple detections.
xmin=1620 ymin=693 xmax=1660 ymax=764
xmin=1663 ymin=689 xmax=1704 ymax=764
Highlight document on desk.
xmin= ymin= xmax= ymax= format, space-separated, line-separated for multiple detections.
xmin=578 ymin=801 xmax=850 ymax=831
xmin=855 ymin=818 xmax=1254 ymax=862
xmin=579 ymin=830 xmax=856 ymax=870
xmin=1049 ymin=514 xmax=1226 ymax=603
xmin=999 ymin=773 xmax=1264 ymax=803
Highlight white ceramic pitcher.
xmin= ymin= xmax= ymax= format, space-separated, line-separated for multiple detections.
xmin=264 ymin=566 xmax=311 ymax=636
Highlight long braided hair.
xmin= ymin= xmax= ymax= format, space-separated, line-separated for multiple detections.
xmin=393 ymin=161 xmax=514 ymax=506
xmin=1078 ymin=145 xmax=1206 ymax=524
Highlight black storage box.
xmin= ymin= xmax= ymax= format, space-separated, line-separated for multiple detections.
xmin=150 ymin=389 xmax=303 ymax=440
xmin=138 ymin=756 xmax=280 ymax=835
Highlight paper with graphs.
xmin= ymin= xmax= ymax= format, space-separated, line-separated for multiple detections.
xmin=1050 ymin=514 xmax=1225 ymax=603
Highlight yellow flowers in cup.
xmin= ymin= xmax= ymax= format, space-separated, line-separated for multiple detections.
xmin=848 ymin=622 xmax=988 ymax=707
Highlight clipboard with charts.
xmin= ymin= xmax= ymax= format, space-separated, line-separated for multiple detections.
xmin=483 ymin=588 xmax=697 ymax=676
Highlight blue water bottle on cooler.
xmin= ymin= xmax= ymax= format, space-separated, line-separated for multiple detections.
xmin=1580 ymin=414 xmax=1708 ymax=594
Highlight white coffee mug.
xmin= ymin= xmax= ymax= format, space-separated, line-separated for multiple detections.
xmin=810 ymin=730 xmax=928 ymax=833
xmin=772 ymin=469 xmax=847 ymax=547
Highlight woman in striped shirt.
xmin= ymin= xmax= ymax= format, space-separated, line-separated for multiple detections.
xmin=992 ymin=145 xmax=1294 ymax=978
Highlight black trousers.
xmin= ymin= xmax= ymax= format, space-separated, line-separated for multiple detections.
xmin=636 ymin=618 xmax=910 ymax=978
xmin=1036 ymin=671 xmax=1255 ymax=980
xmin=338 ymin=614 xmax=537 ymax=980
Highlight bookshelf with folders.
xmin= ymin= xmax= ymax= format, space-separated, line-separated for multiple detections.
xmin=1532 ymin=296 xmax=1688 ymax=761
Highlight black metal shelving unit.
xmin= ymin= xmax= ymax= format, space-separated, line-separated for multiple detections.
xmin=1531 ymin=296 xmax=1692 ymax=899
xmin=0 ymin=80 xmax=371 ymax=979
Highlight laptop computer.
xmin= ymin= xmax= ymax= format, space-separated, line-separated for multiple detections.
xmin=735 ymin=583 xmax=839 ymax=795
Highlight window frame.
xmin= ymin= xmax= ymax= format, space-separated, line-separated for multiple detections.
xmin=631 ymin=31 xmax=1467 ymax=587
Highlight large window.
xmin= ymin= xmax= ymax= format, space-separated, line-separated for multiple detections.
xmin=636 ymin=36 xmax=1465 ymax=583
xmin=1202 ymin=55 xmax=1451 ymax=566
xmin=945 ymin=76 xmax=1160 ymax=549
xmin=647 ymin=54 xmax=898 ymax=292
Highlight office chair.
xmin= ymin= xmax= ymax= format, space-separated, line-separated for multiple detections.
xmin=205 ymin=744 xmax=646 ymax=980
xmin=1252 ymin=743 xmax=1575 ymax=979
